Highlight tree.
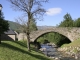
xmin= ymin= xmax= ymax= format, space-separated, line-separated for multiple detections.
xmin=59 ymin=13 xmax=74 ymax=27
xmin=8 ymin=0 xmax=49 ymax=51
xmin=29 ymin=16 xmax=37 ymax=32
xmin=74 ymin=18 xmax=80 ymax=27
xmin=0 ymin=11 xmax=9 ymax=44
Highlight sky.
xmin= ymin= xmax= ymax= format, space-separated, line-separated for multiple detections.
xmin=0 ymin=0 xmax=80 ymax=26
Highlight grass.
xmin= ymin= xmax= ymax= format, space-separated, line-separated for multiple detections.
xmin=0 ymin=41 xmax=51 ymax=60
xmin=59 ymin=39 xmax=80 ymax=54
xmin=61 ymin=38 xmax=80 ymax=47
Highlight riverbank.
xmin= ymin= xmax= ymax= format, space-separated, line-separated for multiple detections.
xmin=58 ymin=39 xmax=80 ymax=60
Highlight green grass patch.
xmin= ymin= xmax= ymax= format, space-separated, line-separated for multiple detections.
xmin=60 ymin=39 xmax=80 ymax=53
xmin=0 ymin=41 xmax=51 ymax=60
xmin=61 ymin=38 xmax=80 ymax=47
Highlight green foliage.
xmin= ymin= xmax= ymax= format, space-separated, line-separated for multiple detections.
xmin=0 ymin=11 xmax=9 ymax=43
xmin=59 ymin=13 xmax=80 ymax=27
xmin=37 ymin=32 xmax=71 ymax=47
xmin=0 ymin=12 xmax=9 ymax=33
xmin=29 ymin=17 xmax=37 ymax=32
xmin=59 ymin=13 xmax=74 ymax=27
xmin=74 ymin=18 xmax=80 ymax=27
xmin=0 ymin=11 xmax=9 ymax=34
xmin=0 ymin=41 xmax=51 ymax=60
xmin=37 ymin=37 xmax=44 ymax=44
xmin=0 ymin=18 xmax=9 ymax=34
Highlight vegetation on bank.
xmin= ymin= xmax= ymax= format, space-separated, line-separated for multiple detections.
xmin=59 ymin=38 xmax=80 ymax=54
xmin=61 ymin=38 xmax=80 ymax=47
xmin=0 ymin=41 xmax=51 ymax=60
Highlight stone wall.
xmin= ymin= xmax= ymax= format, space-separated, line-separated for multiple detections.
xmin=18 ymin=33 xmax=27 ymax=41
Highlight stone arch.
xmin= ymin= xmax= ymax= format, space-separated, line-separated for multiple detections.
xmin=30 ymin=30 xmax=71 ymax=42
xmin=34 ymin=31 xmax=71 ymax=43
xmin=30 ymin=27 xmax=80 ymax=42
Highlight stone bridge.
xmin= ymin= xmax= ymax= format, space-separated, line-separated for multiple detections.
xmin=30 ymin=27 xmax=80 ymax=42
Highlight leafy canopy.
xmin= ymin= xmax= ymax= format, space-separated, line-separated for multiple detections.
xmin=0 ymin=12 xmax=9 ymax=34
xmin=59 ymin=13 xmax=74 ymax=27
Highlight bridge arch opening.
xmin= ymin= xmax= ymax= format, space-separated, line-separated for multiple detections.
xmin=34 ymin=32 xmax=71 ymax=47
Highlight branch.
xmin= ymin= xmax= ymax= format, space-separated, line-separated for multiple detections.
xmin=8 ymin=0 xmax=28 ymax=13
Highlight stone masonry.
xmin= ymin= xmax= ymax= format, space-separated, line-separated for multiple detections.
xmin=30 ymin=27 xmax=80 ymax=42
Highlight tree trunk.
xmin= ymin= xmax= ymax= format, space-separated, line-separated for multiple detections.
xmin=26 ymin=12 xmax=32 ymax=51
xmin=27 ymin=32 xmax=30 ymax=51
xmin=0 ymin=34 xmax=1 ymax=44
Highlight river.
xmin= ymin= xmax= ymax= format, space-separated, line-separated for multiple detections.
xmin=41 ymin=44 xmax=58 ymax=57
xmin=40 ymin=44 xmax=79 ymax=60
